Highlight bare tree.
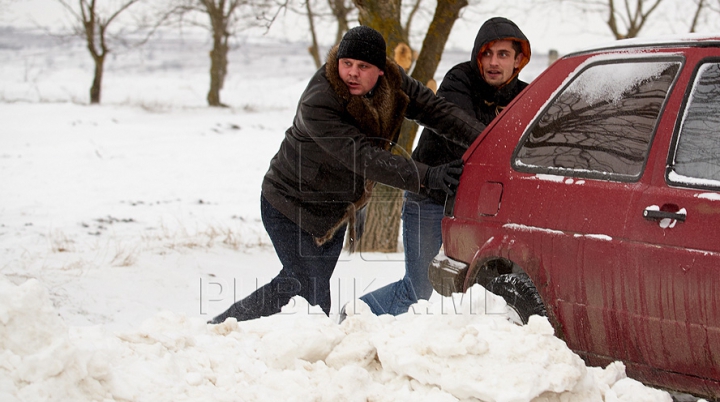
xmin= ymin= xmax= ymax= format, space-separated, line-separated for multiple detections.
xmin=289 ymin=0 xmax=356 ymax=70
xmin=169 ymin=0 xmax=281 ymax=106
xmin=305 ymin=0 xmax=322 ymax=68
xmin=56 ymin=0 xmax=142 ymax=104
xmin=689 ymin=0 xmax=706 ymax=32
xmin=563 ymin=0 xmax=664 ymax=39
xmin=353 ymin=0 xmax=470 ymax=252
xmin=328 ymin=0 xmax=354 ymax=44
xmin=684 ymin=0 xmax=720 ymax=32
xmin=609 ymin=0 xmax=664 ymax=38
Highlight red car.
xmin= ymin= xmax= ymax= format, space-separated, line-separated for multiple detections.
xmin=430 ymin=35 xmax=720 ymax=399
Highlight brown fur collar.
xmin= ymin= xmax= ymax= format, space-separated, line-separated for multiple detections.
xmin=314 ymin=47 xmax=410 ymax=251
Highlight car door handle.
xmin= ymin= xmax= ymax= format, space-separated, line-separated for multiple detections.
xmin=643 ymin=208 xmax=686 ymax=222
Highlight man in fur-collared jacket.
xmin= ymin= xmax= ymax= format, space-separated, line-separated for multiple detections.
xmin=358 ymin=17 xmax=531 ymax=317
xmin=209 ymin=26 xmax=486 ymax=324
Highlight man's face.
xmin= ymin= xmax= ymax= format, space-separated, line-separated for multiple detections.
xmin=338 ymin=58 xmax=384 ymax=96
xmin=479 ymin=40 xmax=524 ymax=87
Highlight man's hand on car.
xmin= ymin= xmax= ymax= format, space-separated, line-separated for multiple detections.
xmin=424 ymin=159 xmax=464 ymax=195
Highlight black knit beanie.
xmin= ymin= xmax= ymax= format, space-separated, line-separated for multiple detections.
xmin=337 ymin=26 xmax=387 ymax=70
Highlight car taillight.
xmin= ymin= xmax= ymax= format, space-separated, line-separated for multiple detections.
xmin=444 ymin=193 xmax=455 ymax=217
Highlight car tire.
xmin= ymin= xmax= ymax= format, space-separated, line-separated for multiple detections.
xmin=486 ymin=273 xmax=547 ymax=325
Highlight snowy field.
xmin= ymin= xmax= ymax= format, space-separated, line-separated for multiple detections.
xmin=0 ymin=28 xmax=702 ymax=401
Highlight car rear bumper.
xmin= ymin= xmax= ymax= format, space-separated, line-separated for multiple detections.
xmin=428 ymin=252 xmax=469 ymax=296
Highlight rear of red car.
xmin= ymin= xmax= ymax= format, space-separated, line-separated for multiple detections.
xmin=433 ymin=37 xmax=720 ymax=399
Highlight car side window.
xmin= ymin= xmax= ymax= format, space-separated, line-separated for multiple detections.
xmin=514 ymin=59 xmax=681 ymax=181
xmin=669 ymin=62 xmax=720 ymax=189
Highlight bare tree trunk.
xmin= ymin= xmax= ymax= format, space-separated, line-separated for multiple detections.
xmin=355 ymin=0 xmax=404 ymax=49
xmin=306 ymin=0 xmax=322 ymax=68
xmin=90 ymin=54 xmax=105 ymax=104
xmin=360 ymin=183 xmax=405 ymax=252
xmin=689 ymin=0 xmax=706 ymax=32
xmin=607 ymin=0 xmax=621 ymax=38
xmin=411 ymin=0 xmax=466 ymax=85
xmin=85 ymin=20 xmax=106 ymax=104
xmin=328 ymin=0 xmax=352 ymax=44
xmin=206 ymin=3 xmax=229 ymax=107
xmin=207 ymin=34 xmax=228 ymax=106
xmin=403 ymin=0 xmax=422 ymax=37
xmin=354 ymin=0 xmax=467 ymax=253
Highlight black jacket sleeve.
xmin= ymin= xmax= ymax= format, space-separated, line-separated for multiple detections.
xmin=400 ymin=70 xmax=486 ymax=149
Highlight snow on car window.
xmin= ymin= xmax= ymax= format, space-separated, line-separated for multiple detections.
xmin=565 ymin=61 xmax=676 ymax=105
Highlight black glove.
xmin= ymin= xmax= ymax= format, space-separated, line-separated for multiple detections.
xmin=423 ymin=159 xmax=464 ymax=196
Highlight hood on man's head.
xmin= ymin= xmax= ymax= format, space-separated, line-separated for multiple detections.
xmin=470 ymin=17 xmax=531 ymax=81
xmin=337 ymin=26 xmax=387 ymax=70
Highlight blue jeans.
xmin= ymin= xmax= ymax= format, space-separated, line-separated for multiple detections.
xmin=359 ymin=192 xmax=444 ymax=316
xmin=212 ymin=195 xmax=346 ymax=322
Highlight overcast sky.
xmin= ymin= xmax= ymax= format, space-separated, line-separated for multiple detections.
xmin=2 ymin=0 xmax=718 ymax=55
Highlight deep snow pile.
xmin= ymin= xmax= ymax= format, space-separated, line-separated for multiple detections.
xmin=0 ymin=275 xmax=673 ymax=402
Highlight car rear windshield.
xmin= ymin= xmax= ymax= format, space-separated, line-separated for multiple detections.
xmin=515 ymin=58 xmax=682 ymax=181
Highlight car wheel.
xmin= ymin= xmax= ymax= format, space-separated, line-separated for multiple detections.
xmin=486 ymin=273 xmax=547 ymax=325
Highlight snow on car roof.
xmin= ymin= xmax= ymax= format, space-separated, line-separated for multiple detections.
xmin=567 ymin=33 xmax=720 ymax=57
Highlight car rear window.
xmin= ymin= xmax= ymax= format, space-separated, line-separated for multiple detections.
xmin=514 ymin=59 xmax=682 ymax=181
xmin=669 ymin=61 xmax=720 ymax=189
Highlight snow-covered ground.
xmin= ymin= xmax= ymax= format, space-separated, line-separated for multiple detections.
xmin=0 ymin=29 xmax=702 ymax=401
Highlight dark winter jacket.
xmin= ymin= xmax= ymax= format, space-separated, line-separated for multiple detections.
xmin=262 ymin=46 xmax=485 ymax=244
xmin=412 ymin=16 xmax=531 ymax=204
